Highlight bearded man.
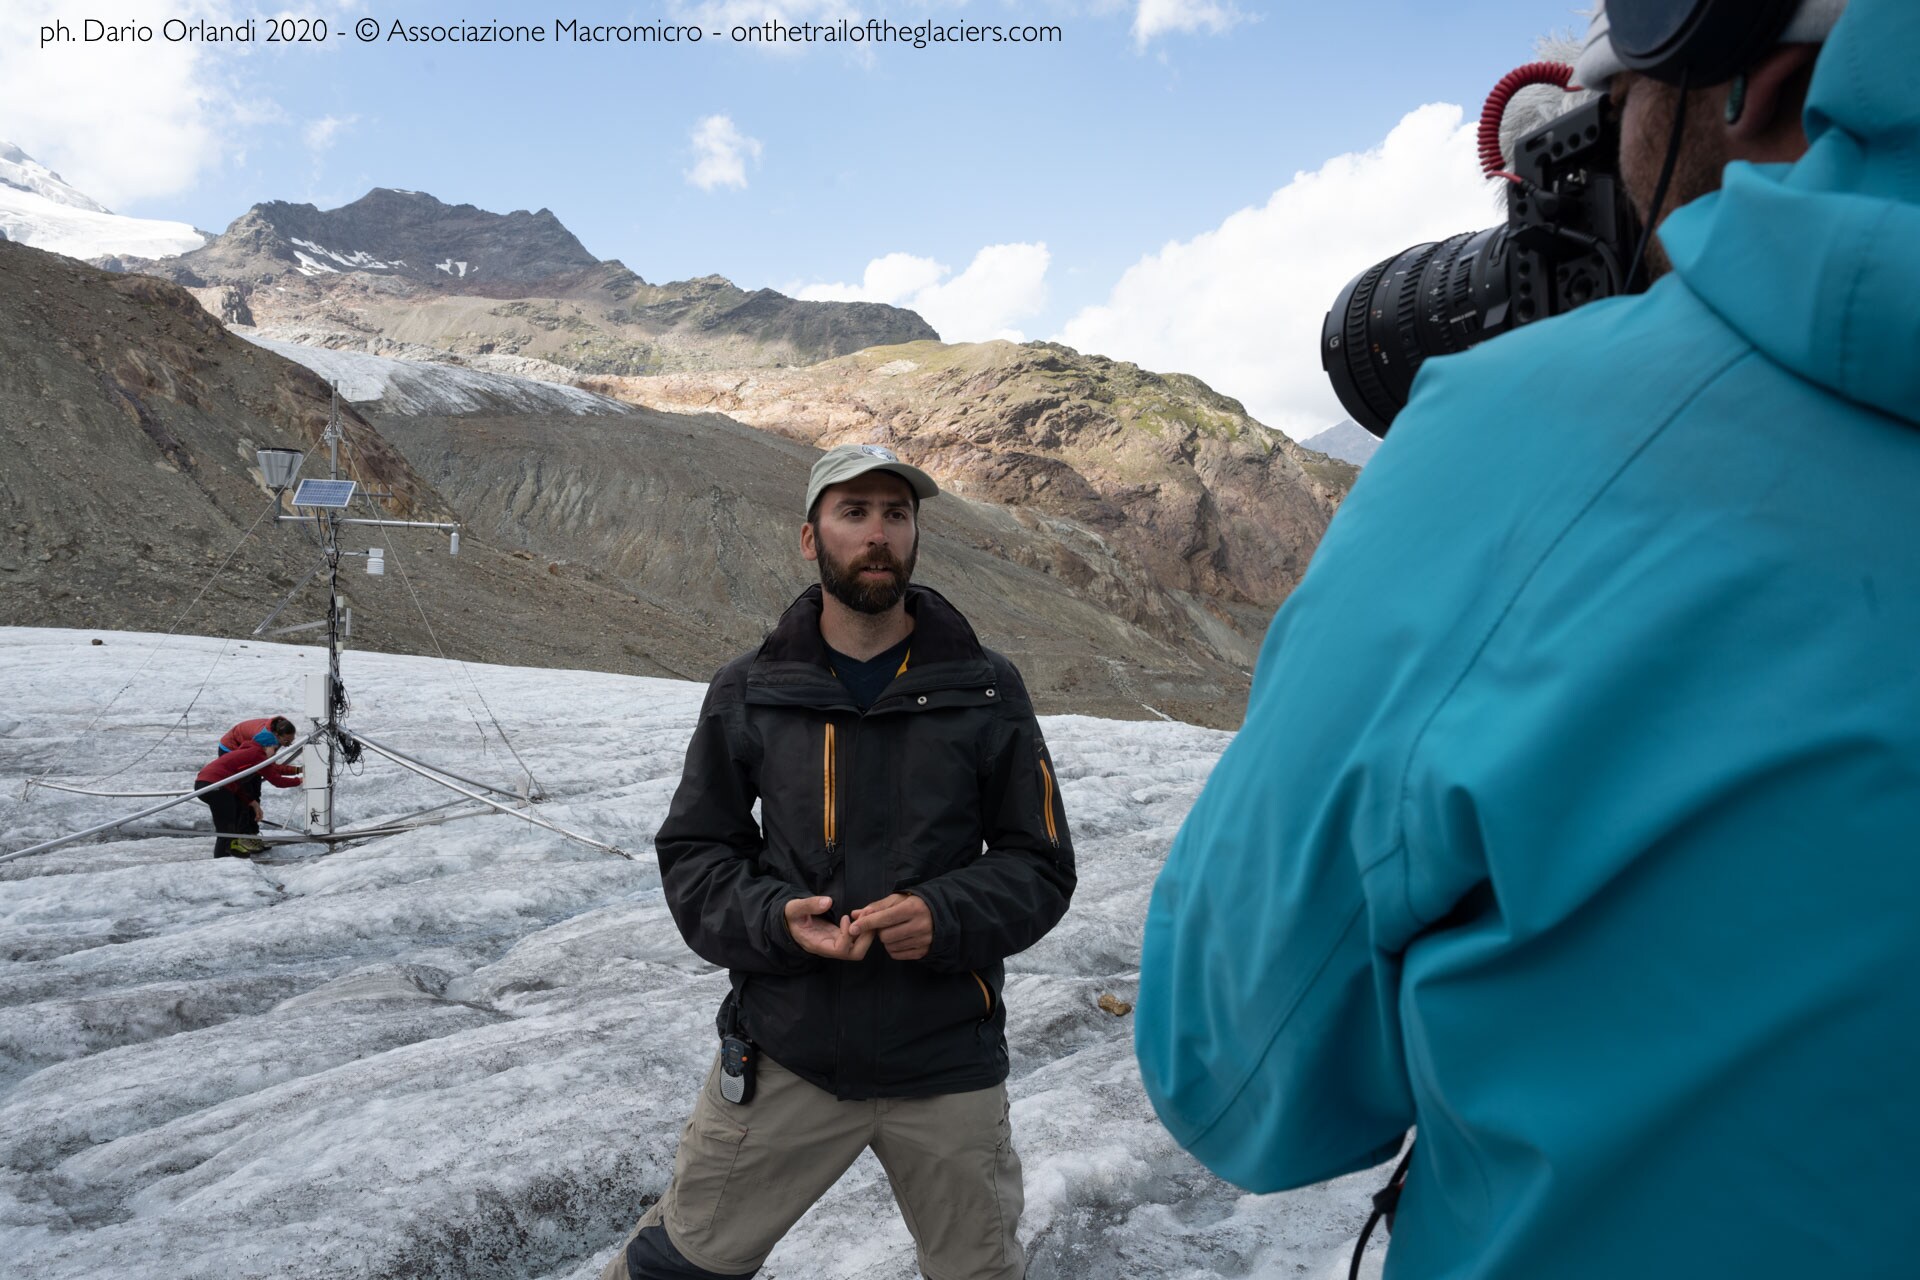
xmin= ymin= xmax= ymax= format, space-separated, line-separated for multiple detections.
xmin=604 ymin=443 xmax=1076 ymax=1280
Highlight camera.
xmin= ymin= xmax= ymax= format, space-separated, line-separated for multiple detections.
xmin=1322 ymin=94 xmax=1642 ymax=438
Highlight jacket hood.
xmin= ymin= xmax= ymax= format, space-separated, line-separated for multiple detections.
xmin=1660 ymin=0 xmax=1920 ymax=425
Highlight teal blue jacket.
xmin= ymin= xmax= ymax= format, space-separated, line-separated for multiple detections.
xmin=1136 ymin=2 xmax=1920 ymax=1274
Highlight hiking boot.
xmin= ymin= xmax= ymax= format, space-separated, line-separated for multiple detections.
xmin=229 ymin=838 xmax=267 ymax=856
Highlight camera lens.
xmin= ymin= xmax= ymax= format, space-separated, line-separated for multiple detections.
xmin=1321 ymin=224 xmax=1512 ymax=438
xmin=1319 ymin=96 xmax=1637 ymax=439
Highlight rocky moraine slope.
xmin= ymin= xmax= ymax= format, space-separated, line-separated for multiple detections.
xmin=0 ymin=238 xmax=715 ymax=677
xmin=2 ymin=159 xmax=1368 ymax=725
xmin=4 ymin=238 xmax=1358 ymax=724
xmin=590 ymin=340 xmax=1357 ymax=672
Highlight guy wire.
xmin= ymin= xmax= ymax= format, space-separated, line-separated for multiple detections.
xmin=26 ymin=471 xmax=300 ymax=795
xmin=334 ymin=427 xmax=547 ymax=799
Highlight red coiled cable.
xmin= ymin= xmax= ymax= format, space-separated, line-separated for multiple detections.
xmin=1479 ymin=62 xmax=1576 ymax=177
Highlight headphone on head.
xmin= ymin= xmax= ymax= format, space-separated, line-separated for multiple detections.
xmin=1608 ymin=0 xmax=1804 ymax=85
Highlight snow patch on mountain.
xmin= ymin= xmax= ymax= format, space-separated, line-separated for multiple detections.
xmin=0 ymin=628 xmax=1393 ymax=1280
xmin=288 ymin=237 xmax=401 ymax=274
xmin=291 ymin=250 xmax=339 ymax=275
xmin=0 ymin=185 xmax=206 ymax=263
xmin=241 ymin=335 xmax=629 ymax=417
xmin=0 ymin=141 xmax=206 ymax=261
xmin=0 ymin=141 xmax=110 ymax=213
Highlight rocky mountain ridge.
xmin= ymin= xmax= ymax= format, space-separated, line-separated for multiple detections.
xmin=135 ymin=188 xmax=599 ymax=288
xmin=108 ymin=188 xmax=937 ymax=374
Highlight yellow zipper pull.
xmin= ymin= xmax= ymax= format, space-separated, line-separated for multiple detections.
xmin=1039 ymin=756 xmax=1059 ymax=848
xmin=823 ymin=721 xmax=837 ymax=853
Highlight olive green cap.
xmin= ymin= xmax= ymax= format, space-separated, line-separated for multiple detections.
xmin=805 ymin=444 xmax=939 ymax=517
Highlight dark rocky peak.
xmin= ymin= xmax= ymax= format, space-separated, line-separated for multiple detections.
xmin=106 ymin=190 xmax=936 ymax=370
xmin=163 ymin=187 xmax=601 ymax=287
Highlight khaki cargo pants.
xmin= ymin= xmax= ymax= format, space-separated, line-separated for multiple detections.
xmin=603 ymin=1052 xmax=1024 ymax=1280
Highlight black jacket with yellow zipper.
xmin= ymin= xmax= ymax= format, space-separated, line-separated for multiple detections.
xmin=655 ymin=583 xmax=1076 ymax=1100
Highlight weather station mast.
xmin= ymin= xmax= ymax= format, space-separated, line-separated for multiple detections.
xmin=253 ymin=389 xmax=461 ymax=836
xmin=6 ymin=389 xmax=627 ymax=866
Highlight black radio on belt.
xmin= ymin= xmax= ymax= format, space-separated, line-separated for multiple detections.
xmin=720 ymin=1034 xmax=756 ymax=1105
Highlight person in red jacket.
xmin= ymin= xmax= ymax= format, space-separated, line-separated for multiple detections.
xmin=194 ymin=728 xmax=300 ymax=858
xmin=218 ymin=716 xmax=303 ymax=788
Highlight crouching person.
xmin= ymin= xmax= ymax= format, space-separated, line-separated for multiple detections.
xmin=193 ymin=727 xmax=298 ymax=857
xmin=605 ymin=445 xmax=1076 ymax=1280
xmin=218 ymin=715 xmax=303 ymax=788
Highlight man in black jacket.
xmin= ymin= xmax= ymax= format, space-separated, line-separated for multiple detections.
xmin=605 ymin=444 xmax=1076 ymax=1280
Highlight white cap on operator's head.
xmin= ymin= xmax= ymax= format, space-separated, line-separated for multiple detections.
xmin=1574 ymin=0 xmax=1849 ymax=89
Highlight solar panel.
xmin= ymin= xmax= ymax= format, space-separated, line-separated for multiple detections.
xmin=291 ymin=479 xmax=357 ymax=508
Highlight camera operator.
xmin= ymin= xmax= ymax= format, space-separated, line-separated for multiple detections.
xmin=1137 ymin=1 xmax=1919 ymax=1275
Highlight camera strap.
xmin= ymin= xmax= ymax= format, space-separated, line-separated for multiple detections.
xmin=1626 ymin=65 xmax=1694 ymax=289
xmin=1348 ymin=1136 xmax=1416 ymax=1280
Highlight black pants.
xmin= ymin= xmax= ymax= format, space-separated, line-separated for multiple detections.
xmin=199 ymin=789 xmax=258 ymax=857
xmin=625 ymin=1225 xmax=755 ymax=1279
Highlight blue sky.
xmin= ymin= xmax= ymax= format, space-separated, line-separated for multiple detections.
xmin=3 ymin=1 xmax=1589 ymax=435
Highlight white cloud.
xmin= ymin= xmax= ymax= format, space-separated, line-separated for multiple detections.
xmin=685 ymin=115 xmax=764 ymax=191
xmin=1133 ymin=0 xmax=1244 ymax=47
xmin=303 ymin=115 xmax=358 ymax=153
xmin=0 ymin=1 xmax=237 ymax=209
xmin=802 ymin=252 xmax=947 ymax=303
xmin=794 ymin=242 xmax=1051 ymax=342
xmin=1 ymin=1 xmax=354 ymax=211
xmin=1056 ymin=103 xmax=1504 ymax=439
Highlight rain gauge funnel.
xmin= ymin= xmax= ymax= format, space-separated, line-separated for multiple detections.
xmin=258 ymin=448 xmax=305 ymax=491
